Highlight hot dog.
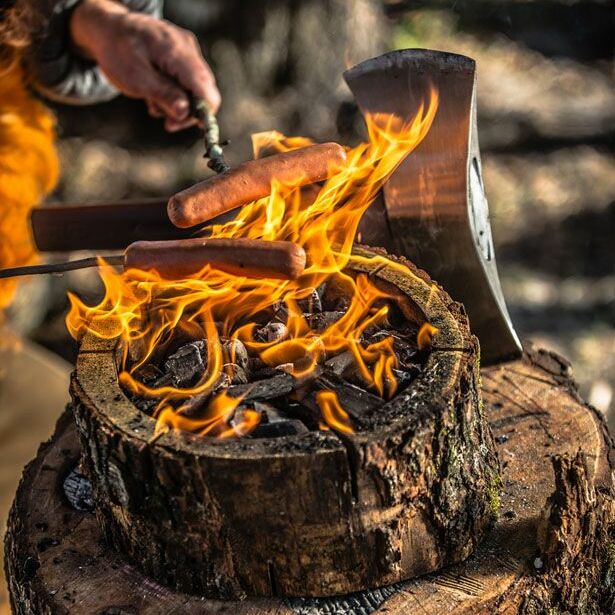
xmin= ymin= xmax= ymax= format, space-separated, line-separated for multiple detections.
xmin=123 ymin=238 xmax=306 ymax=280
xmin=167 ymin=143 xmax=346 ymax=228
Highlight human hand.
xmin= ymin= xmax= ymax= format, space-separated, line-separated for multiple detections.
xmin=70 ymin=0 xmax=220 ymax=131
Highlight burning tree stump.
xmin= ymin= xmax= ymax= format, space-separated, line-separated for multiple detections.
xmin=61 ymin=248 xmax=498 ymax=598
xmin=5 ymin=345 xmax=613 ymax=614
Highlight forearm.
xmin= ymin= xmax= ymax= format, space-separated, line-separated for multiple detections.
xmin=22 ymin=0 xmax=163 ymax=105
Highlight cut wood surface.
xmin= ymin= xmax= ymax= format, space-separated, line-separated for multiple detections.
xmin=5 ymin=344 xmax=613 ymax=614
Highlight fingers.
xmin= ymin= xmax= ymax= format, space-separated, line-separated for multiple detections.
xmin=151 ymin=23 xmax=221 ymax=114
xmin=148 ymin=100 xmax=198 ymax=132
xmin=139 ymin=65 xmax=191 ymax=122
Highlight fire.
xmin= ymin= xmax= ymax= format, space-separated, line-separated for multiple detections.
xmin=67 ymin=88 xmax=439 ymax=438
xmin=0 ymin=63 xmax=59 ymax=335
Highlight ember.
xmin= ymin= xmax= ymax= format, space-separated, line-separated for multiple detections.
xmin=66 ymin=90 xmax=439 ymax=439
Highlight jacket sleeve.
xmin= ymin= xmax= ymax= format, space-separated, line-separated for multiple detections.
xmin=25 ymin=0 xmax=163 ymax=105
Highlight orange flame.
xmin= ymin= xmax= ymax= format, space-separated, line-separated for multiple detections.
xmin=67 ymin=88 xmax=439 ymax=438
xmin=417 ymin=322 xmax=439 ymax=350
xmin=316 ymin=390 xmax=353 ymax=434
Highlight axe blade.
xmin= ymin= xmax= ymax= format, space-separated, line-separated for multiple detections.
xmin=345 ymin=49 xmax=521 ymax=365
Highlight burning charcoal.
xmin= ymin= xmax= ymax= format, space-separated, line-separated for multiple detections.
xmin=316 ymin=372 xmax=384 ymax=421
xmin=275 ymin=363 xmax=294 ymax=375
xmin=252 ymin=401 xmax=290 ymax=423
xmin=324 ymin=350 xmax=356 ymax=377
xmin=247 ymin=356 xmax=279 ymax=379
xmin=306 ymin=311 xmax=345 ymax=332
xmin=228 ymin=407 xmax=265 ymax=436
xmin=164 ymin=342 xmax=206 ymax=387
xmin=228 ymin=373 xmax=294 ymax=402
xmin=133 ymin=363 xmax=163 ymax=385
xmin=224 ymin=363 xmax=248 ymax=385
xmin=255 ymin=322 xmax=288 ymax=343
xmin=321 ymin=277 xmax=352 ymax=312
xmin=179 ymin=372 xmax=231 ymax=418
xmin=250 ymin=419 xmax=308 ymax=438
xmin=297 ymin=288 xmax=322 ymax=314
xmin=221 ymin=338 xmax=249 ymax=371
xmin=151 ymin=372 xmax=175 ymax=389
xmin=271 ymin=300 xmax=289 ymax=324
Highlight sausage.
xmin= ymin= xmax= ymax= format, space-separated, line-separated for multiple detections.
xmin=124 ymin=238 xmax=306 ymax=280
xmin=167 ymin=142 xmax=347 ymax=228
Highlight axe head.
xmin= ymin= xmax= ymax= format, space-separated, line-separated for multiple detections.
xmin=345 ymin=49 xmax=522 ymax=365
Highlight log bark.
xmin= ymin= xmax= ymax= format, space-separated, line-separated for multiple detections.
xmin=67 ymin=247 xmax=498 ymax=598
xmin=5 ymin=344 xmax=613 ymax=614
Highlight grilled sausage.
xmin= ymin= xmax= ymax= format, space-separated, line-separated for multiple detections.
xmin=124 ymin=238 xmax=306 ymax=280
xmin=167 ymin=143 xmax=346 ymax=228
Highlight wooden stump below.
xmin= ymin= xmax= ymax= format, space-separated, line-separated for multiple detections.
xmin=5 ymin=345 xmax=614 ymax=614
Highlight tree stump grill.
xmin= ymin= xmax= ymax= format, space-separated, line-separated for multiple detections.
xmin=62 ymin=248 xmax=499 ymax=599
xmin=5 ymin=343 xmax=613 ymax=614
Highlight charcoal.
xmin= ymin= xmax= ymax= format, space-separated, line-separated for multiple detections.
xmin=247 ymin=357 xmax=266 ymax=373
xmin=321 ymin=277 xmax=352 ymax=312
xmin=306 ymin=311 xmax=345 ymax=332
xmin=228 ymin=373 xmax=295 ymax=402
xmin=164 ymin=342 xmax=206 ymax=387
xmin=229 ymin=407 xmax=266 ymax=435
xmin=224 ymin=363 xmax=248 ymax=385
xmin=316 ymin=372 xmax=384 ymax=420
xmin=221 ymin=337 xmax=249 ymax=371
xmin=133 ymin=363 xmax=163 ymax=384
xmin=252 ymin=401 xmax=290 ymax=423
xmin=63 ymin=467 xmax=94 ymax=512
xmin=283 ymin=401 xmax=322 ymax=430
xmin=255 ymin=322 xmax=288 ymax=343
xmin=324 ymin=350 xmax=356 ymax=376
xmin=250 ymin=419 xmax=308 ymax=438
xmin=151 ymin=373 xmax=175 ymax=389
xmin=297 ymin=288 xmax=322 ymax=314
xmin=363 ymin=330 xmax=420 ymax=369
xmin=250 ymin=366 xmax=280 ymax=380
xmin=272 ymin=300 xmax=289 ymax=323
xmin=275 ymin=363 xmax=295 ymax=375
xmin=179 ymin=372 xmax=231 ymax=418
xmin=293 ymin=361 xmax=324 ymax=386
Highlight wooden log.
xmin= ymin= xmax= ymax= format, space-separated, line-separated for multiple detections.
xmin=5 ymin=345 xmax=613 ymax=614
xmin=65 ymin=246 xmax=498 ymax=598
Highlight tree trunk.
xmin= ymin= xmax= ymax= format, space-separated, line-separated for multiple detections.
xmin=67 ymin=248 xmax=498 ymax=598
xmin=5 ymin=344 xmax=613 ymax=614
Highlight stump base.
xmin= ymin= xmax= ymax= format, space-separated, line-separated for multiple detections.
xmin=5 ymin=345 xmax=614 ymax=614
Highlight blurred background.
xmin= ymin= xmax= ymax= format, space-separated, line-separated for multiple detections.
xmin=7 ymin=0 xmax=615 ymax=426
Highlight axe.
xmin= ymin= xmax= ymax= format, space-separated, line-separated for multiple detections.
xmin=345 ymin=49 xmax=522 ymax=365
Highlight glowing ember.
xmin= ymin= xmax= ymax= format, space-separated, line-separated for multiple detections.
xmin=67 ymin=89 xmax=439 ymax=438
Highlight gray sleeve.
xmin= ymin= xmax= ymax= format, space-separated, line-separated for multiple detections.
xmin=27 ymin=0 xmax=163 ymax=106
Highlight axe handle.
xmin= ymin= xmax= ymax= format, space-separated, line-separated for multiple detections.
xmin=30 ymin=198 xmax=192 ymax=252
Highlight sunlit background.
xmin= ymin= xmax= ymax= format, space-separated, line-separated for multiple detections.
xmin=8 ymin=1 xmax=615 ymax=431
